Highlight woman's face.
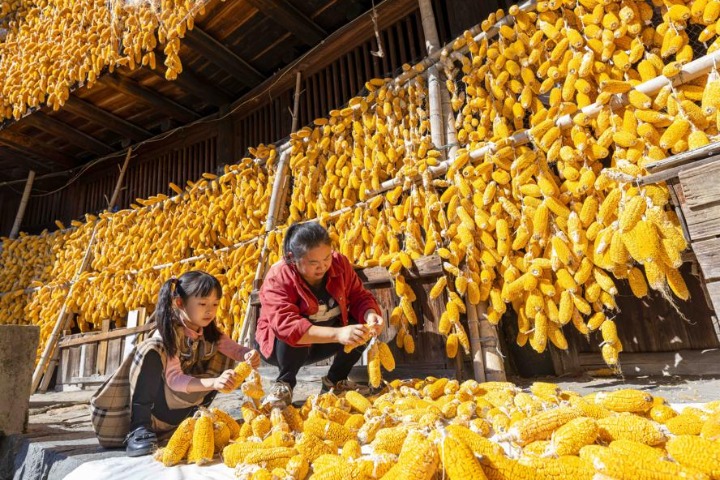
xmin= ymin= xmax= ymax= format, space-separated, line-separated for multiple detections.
xmin=295 ymin=244 xmax=333 ymax=283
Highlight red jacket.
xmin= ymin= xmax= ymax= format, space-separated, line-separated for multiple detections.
xmin=255 ymin=251 xmax=380 ymax=358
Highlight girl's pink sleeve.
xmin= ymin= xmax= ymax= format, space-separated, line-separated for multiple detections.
xmin=217 ymin=333 xmax=252 ymax=362
xmin=164 ymin=355 xmax=194 ymax=393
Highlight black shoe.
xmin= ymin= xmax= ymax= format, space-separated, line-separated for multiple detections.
xmin=125 ymin=426 xmax=157 ymax=457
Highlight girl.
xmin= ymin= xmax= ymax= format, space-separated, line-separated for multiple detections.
xmin=255 ymin=222 xmax=384 ymax=407
xmin=91 ymin=270 xmax=260 ymax=457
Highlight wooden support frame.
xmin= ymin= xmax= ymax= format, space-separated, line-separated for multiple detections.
xmin=183 ymin=27 xmax=265 ymax=86
xmin=23 ymin=113 xmax=114 ymax=155
xmin=100 ymin=75 xmax=200 ymax=123
xmin=31 ymin=149 xmax=133 ymax=393
xmin=246 ymin=0 xmax=326 ymax=46
xmin=55 ymin=310 xmax=155 ymax=388
xmin=63 ymin=96 xmax=152 ymax=142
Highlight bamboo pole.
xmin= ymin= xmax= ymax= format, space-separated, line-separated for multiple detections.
xmin=419 ymin=0 xmax=445 ymax=160
xmin=420 ymin=0 xmax=485 ymax=382
xmin=31 ymin=148 xmax=133 ymax=393
xmin=9 ymin=170 xmax=35 ymax=239
xmin=238 ymin=72 xmax=303 ymax=347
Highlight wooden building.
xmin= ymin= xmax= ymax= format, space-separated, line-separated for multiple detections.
xmin=1 ymin=0 xmax=719 ymax=385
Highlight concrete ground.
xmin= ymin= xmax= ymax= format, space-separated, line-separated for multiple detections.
xmin=2 ymin=366 xmax=720 ymax=480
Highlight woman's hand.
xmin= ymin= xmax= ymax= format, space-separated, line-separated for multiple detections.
xmin=336 ymin=324 xmax=371 ymax=345
xmin=212 ymin=369 xmax=238 ymax=391
xmin=364 ymin=310 xmax=385 ymax=336
xmin=244 ymin=349 xmax=261 ymax=369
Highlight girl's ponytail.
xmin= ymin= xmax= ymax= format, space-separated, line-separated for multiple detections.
xmin=155 ymin=277 xmax=180 ymax=357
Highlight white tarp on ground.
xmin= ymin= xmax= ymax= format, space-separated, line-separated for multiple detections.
xmin=63 ymin=455 xmax=236 ymax=480
xmin=62 ymin=403 xmax=709 ymax=480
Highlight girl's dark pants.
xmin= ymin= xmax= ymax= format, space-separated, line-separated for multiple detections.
xmin=130 ymin=350 xmax=216 ymax=430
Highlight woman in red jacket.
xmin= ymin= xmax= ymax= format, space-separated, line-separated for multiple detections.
xmin=255 ymin=222 xmax=384 ymax=406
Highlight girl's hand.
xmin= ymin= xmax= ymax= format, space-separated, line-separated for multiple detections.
xmin=364 ymin=311 xmax=385 ymax=336
xmin=213 ymin=369 xmax=238 ymax=391
xmin=244 ymin=349 xmax=261 ymax=369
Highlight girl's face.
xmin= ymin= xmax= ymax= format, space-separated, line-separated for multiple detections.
xmin=295 ymin=244 xmax=333 ymax=284
xmin=175 ymin=292 xmax=220 ymax=331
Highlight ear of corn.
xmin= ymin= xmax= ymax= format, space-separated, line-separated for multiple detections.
xmin=188 ymin=409 xmax=215 ymax=465
xmin=162 ymin=417 xmax=196 ymax=466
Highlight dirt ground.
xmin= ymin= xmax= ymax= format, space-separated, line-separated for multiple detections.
xmin=2 ymin=365 xmax=720 ymax=480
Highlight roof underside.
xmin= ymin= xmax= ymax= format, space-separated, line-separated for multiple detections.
xmin=0 ymin=0 xmax=378 ymax=183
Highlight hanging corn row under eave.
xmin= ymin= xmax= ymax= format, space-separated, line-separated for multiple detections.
xmin=0 ymin=146 xmax=278 ymax=361
xmin=0 ymin=0 xmax=208 ymax=120
xmin=279 ymin=0 xmax=718 ymax=376
xmin=153 ymin=380 xmax=720 ymax=479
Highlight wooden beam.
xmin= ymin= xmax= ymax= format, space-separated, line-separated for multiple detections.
xmin=63 ymin=96 xmax=152 ymax=142
xmin=246 ymin=0 xmax=326 ymax=46
xmin=357 ymin=254 xmax=443 ymax=284
xmin=183 ymin=27 xmax=265 ymax=86
xmin=638 ymin=155 xmax=720 ymax=186
xmin=22 ymin=113 xmax=114 ymax=155
xmin=150 ymin=63 xmax=232 ymax=107
xmin=0 ymin=129 xmax=77 ymax=169
xmin=59 ymin=320 xmax=156 ymax=348
xmin=229 ymin=0 xmax=418 ymax=114
xmin=578 ymin=349 xmax=720 ymax=376
xmin=645 ymin=141 xmax=720 ymax=174
xmin=100 ymin=75 xmax=200 ymax=123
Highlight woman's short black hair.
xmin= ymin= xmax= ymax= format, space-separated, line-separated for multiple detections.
xmin=283 ymin=222 xmax=331 ymax=263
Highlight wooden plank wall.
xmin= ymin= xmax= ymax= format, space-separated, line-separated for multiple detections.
xmin=7 ymin=131 xmax=219 ymax=233
xmin=678 ymin=158 xmax=720 ymax=324
xmin=563 ymin=262 xmax=720 ymax=355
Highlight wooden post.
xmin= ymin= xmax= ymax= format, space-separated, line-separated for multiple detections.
xmin=95 ymin=319 xmax=112 ymax=376
xmin=476 ymin=303 xmax=506 ymax=381
xmin=290 ymin=71 xmax=303 ymax=134
xmin=239 ymin=72 xmax=302 ymax=347
xmin=465 ymin=303 xmax=487 ymax=382
xmin=9 ymin=170 xmax=35 ymax=239
xmin=31 ymin=149 xmax=133 ymax=393
xmin=38 ymin=340 xmax=61 ymax=393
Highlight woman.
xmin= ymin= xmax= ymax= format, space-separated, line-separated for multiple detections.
xmin=255 ymin=222 xmax=384 ymax=406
